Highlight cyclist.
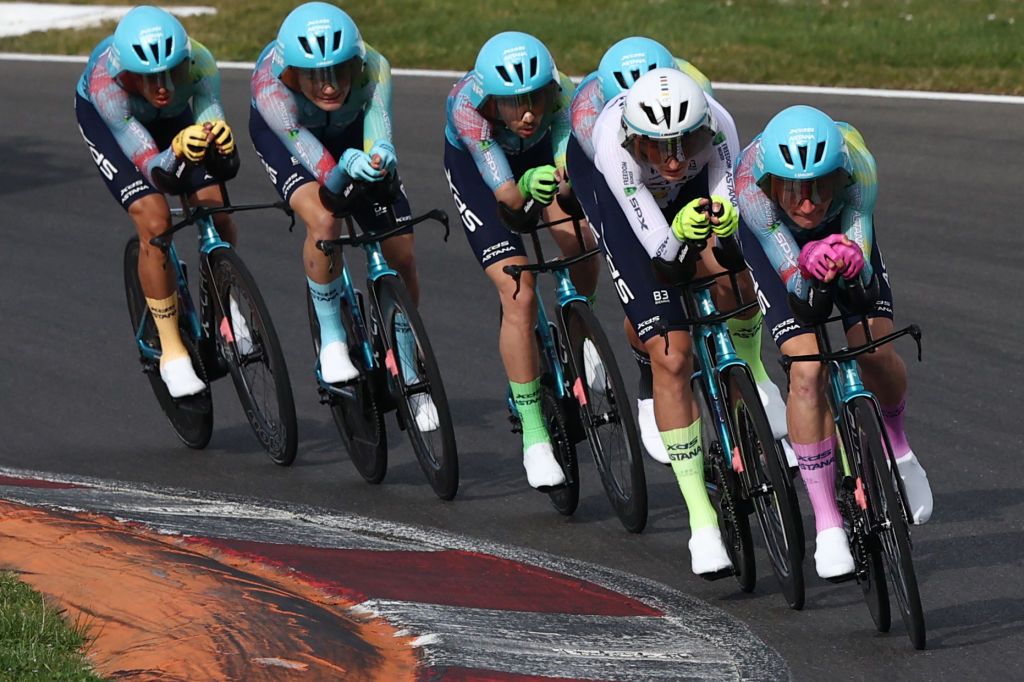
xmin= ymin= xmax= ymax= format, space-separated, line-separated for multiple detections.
xmin=568 ymin=37 xmax=788 ymax=466
xmin=249 ymin=2 xmax=438 ymax=431
xmin=734 ymin=105 xmax=933 ymax=579
xmin=75 ymin=5 xmax=237 ymax=399
xmin=570 ymin=67 xmax=748 ymax=575
xmin=444 ymin=31 xmax=599 ymax=489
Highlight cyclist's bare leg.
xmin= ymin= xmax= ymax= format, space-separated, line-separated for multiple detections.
xmin=485 ymin=257 xmax=540 ymax=382
xmin=129 ymin=193 xmax=175 ymax=298
xmin=290 ymin=182 xmax=341 ymax=282
xmin=381 ymin=233 xmax=420 ymax=303
xmin=190 ymin=184 xmax=237 ymax=244
xmin=290 ymin=181 xmax=356 ymax=382
xmin=847 ymin=316 xmax=907 ymax=406
xmin=544 ymin=200 xmax=599 ymax=299
xmin=781 ymin=331 xmax=850 ymax=573
xmin=643 ymin=330 xmax=697 ymax=430
xmin=129 ymin=192 xmax=203 ymax=395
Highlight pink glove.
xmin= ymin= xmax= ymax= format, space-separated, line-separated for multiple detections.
xmin=823 ymin=233 xmax=865 ymax=279
xmin=798 ymin=239 xmax=842 ymax=281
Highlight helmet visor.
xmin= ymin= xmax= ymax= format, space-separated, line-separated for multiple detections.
xmin=490 ymin=82 xmax=558 ymax=125
xmin=294 ymin=57 xmax=362 ymax=96
xmin=770 ymin=171 xmax=844 ymax=210
xmin=629 ymin=126 xmax=712 ymax=166
xmin=121 ymin=58 xmax=191 ymax=102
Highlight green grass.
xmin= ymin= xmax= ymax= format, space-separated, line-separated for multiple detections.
xmin=0 ymin=572 xmax=104 ymax=682
xmin=1 ymin=0 xmax=1022 ymax=94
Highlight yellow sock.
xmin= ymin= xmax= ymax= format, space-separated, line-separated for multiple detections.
xmin=146 ymin=295 xmax=188 ymax=366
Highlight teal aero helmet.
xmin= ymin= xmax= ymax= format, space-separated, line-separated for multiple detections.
xmin=111 ymin=5 xmax=190 ymax=75
xmin=597 ymin=37 xmax=676 ymax=101
xmin=273 ymin=2 xmax=366 ymax=78
xmin=754 ymin=105 xmax=848 ymax=185
xmin=469 ymin=31 xmax=558 ymax=109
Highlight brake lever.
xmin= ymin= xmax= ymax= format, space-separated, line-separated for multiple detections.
xmin=316 ymin=239 xmax=337 ymax=274
xmin=503 ymin=265 xmax=524 ymax=300
xmin=909 ymin=324 xmax=923 ymax=362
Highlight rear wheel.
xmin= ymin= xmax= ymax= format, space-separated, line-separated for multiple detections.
xmin=724 ymin=365 xmax=805 ymax=609
xmin=563 ymin=300 xmax=647 ymax=533
xmin=208 ymin=249 xmax=297 ymax=465
xmin=307 ymin=286 xmax=387 ymax=483
xmin=541 ymin=383 xmax=580 ymax=516
xmin=123 ymin=237 xmax=213 ymax=449
xmin=852 ymin=397 xmax=926 ymax=649
xmin=374 ymin=276 xmax=459 ymax=500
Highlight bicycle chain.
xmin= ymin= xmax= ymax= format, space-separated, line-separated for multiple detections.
xmin=710 ymin=450 xmax=743 ymax=554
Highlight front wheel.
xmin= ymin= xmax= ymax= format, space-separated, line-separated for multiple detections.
xmin=724 ymin=365 xmax=805 ymax=609
xmin=123 ymin=237 xmax=213 ymax=449
xmin=208 ymin=249 xmax=297 ymax=466
xmin=373 ymin=276 xmax=459 ymax=501
xmin=852 ymin=397 xmax=926 ymax=649
xmin=563 ymin=301 xmax=647 ymax=533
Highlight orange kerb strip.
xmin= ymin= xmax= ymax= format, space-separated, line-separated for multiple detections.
xmin=0 ymin=501 xmax=418 ymax=681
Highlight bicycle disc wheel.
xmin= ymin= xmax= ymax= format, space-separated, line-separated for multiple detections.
xmin=374 ymin=276 xmax=459 ymax=500
xmin=563 ymin=300 xmax=647 ymax=533
xmin=724 ymin=365 xmax=805 ymax=609
xmin=852 ymin=397 xmax=926 ymax=649
xmin=208 ymin=249 xmax=297 ymax=465
xmin=307 ymin=287 xmax=387 ymax=483
xmin=123 ymin=237 xmax=213 ymax=449
xmin=541 ymin=382 xmax=580 ymax=516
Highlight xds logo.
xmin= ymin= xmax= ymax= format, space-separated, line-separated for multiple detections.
xmin=80 ymin=127 xmax=118 ymax=181
xmin=445 ymin=169 xmax=482 ymax=232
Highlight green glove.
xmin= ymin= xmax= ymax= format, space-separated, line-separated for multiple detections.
xmin=671 ymin=197 xmax=712 ymax=242
xmin=517 ymin=165 xmax=558 ymax=205
xmin=710 ymin=195 xmax=739 ymax=237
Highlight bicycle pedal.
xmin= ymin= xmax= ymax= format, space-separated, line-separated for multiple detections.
xmin=698 ymin=567 xmax=735 ymax=582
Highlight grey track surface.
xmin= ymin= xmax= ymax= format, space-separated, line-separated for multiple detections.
xmin=1 ymin=61 xmax=1022 ymax=680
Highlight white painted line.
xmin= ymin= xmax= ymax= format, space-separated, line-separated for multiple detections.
xmin=0 ymin=4 xmax=215 ymax=38
xmin=2 ymin=51 xmax=1020 ymax=105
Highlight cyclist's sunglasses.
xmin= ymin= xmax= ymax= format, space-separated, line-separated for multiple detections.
xmin=629 ymin=126 xmax=712 ymax=165
xmin=771 ymin=172 xmax=844 ymax=209
xmin=490 ymin=82 xmax=558 ymax=123
xmin=122 ymin=59 xmax=191 ymax=100
xmin=294 ymin=58 xmax=362 ymax=94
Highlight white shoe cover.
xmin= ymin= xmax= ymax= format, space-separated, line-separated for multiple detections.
xmin=523 ymin=442 xmax=566 ymax=488
xmin=757 ymin=379 xmax=789 ymax=440
xmin=688 ymin=526 xmax=733 ymax=575
xmin=410 ymin=393 xmax=440 ymax=432
xmin=815 ymin=527 xmax=855 ymax=579
xmin=228 ymin=295 xmax=253 ymax=356
xmin=160 ymin=356 xmax=205 ymax=398
xmin=583 ymin=339 xmax=607 ymax=396
xmin=896 ymin=450 xmax=933 ymax=524
xmin=320 ymin=340 xmax=359 ymax=384
xmin=637 ymin=398 xmax=669 ymax=464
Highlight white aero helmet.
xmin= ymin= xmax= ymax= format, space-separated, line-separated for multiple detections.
xmin=619 ymin=68 xmax=712 ymax=165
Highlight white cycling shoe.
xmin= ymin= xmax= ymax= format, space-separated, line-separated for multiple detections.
xmin=688 ymin=526 xmax=733 ymax=576
xmin=583 ymin=339 xmax=606 ymax=396
xmin=757 ymin=379 xmax=789 ymax=440
xmin=815 ymin=527 xmax=855 ymax=579
xmin=637 ymin=398 xmax=669 ymax=464
xmin=409 ymin=393 xmax=440 ymax=432
xmin=227 ymin=295 xmax=253 ymax=356
xmin=320 ymin=340 xmax=359 ymax=384
xmin=896 ymin=450 xmax=933 ymax=524
xmin=523 ymin=442 xmax=566 ymax=489
xmin=160 ymin=356 xmax=205 ymax=398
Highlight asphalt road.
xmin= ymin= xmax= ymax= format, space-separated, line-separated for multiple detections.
xmin=1 ymin=60 xmax=1022 ymax=680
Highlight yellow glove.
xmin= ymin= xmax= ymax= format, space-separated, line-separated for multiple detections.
xmin=710 ymin=195 xmax=738 ymax=238
xmin=208 ymin=120 xmax=234 ymax=155
xmin=171 ymin=124 xmax=209 ymax=162
xmin=671 ymin=197 xmax=712 ymax=242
